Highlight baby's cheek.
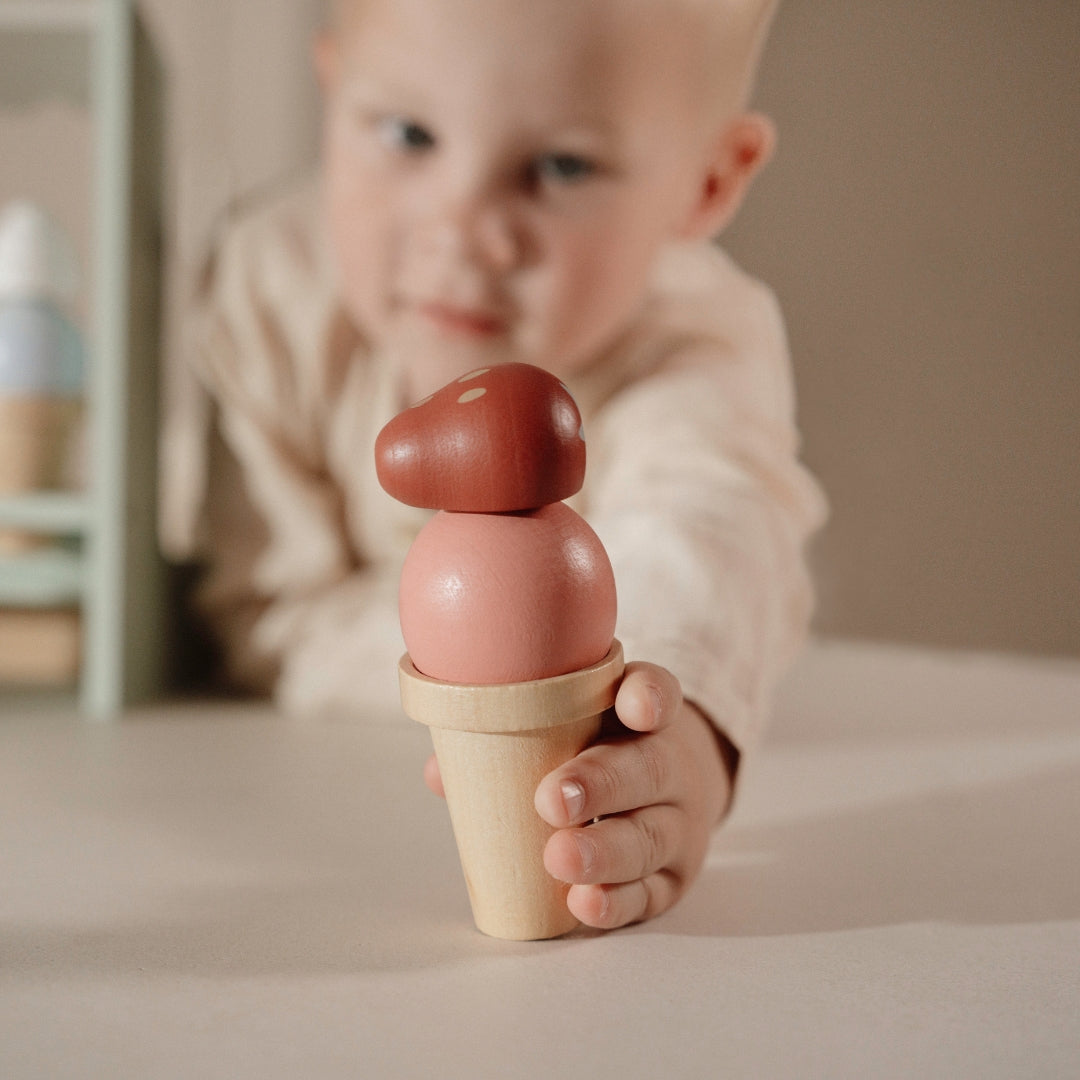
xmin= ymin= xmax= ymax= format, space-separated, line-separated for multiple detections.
xmin=540 ymin=246 xmax=656 ymax=372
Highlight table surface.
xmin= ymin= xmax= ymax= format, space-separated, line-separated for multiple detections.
xmin=2 ymin=639 xmax=1078 ymax=1080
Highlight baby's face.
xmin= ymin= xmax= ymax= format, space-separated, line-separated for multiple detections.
xmin=318 ymin=0 xmax=717 ymax=398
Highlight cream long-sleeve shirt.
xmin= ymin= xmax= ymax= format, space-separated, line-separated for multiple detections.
xmin=167 ymin=181 xmax=826 ymax=755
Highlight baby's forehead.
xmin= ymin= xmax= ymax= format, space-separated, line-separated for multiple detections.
xmin=333 ymin=0 xmax=754 ymax=42
xmin=331 ymin=0 xmax=771 ymax=110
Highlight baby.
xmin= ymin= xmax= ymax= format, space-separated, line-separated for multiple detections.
xmin=175 ymin=0 xmax=826 ymax=930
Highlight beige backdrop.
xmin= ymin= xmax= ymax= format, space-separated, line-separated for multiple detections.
xmin=2 ymin=1 xmax=1077 ymax=659
xmin=723 ymin=1 xmax=1079 ymax=658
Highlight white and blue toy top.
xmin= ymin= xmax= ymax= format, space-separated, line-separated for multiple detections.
xmin=0 ymin=200 xmax=84 ymax=398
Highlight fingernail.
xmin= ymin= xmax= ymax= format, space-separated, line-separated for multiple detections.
xmin=561 ymin=780 xmax=585 ymax=822
xmin=649 ymin=686 xmax=664 ymax=724
xmin=574 ymin=831 xmax=596 ymax=876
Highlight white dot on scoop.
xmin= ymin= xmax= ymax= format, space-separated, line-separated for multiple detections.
xmin=458 ymin=368 xmax=491 ymax=382
xmin=457 ymin=387 xmax=487 ymax=404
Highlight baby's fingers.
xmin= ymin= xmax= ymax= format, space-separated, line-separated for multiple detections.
xmin=567 ymin=873 xmax=682 ymax=930
xmin=423 ymin=753 xmax=445 ymax=798
xmin=543 ymin=804 xmax=686 ymax=886
xmin=614 ymin=662 xmax=683 ymax=733
xmin=535 ymin=729 xmax=676 ymax=828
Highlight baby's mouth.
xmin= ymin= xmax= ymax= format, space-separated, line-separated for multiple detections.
xmin=416 ymin=300 xmax=508 ymax=339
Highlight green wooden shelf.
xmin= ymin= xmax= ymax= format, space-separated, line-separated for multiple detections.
xmin=0 ymin=492 xmax=90 ymax=534
xmin=0 ymin=0 xmax=166 ymax=718
xmin=0 ymin=546 xmax=83 ymax=607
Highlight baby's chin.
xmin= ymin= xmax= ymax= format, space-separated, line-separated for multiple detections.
xmin=355 ymin=305 xmax=600 ymax=401
xmin=396 ymin=346 xmax=518 ymax=405
xmin=382 ymin=329 xmax=528 ymax=403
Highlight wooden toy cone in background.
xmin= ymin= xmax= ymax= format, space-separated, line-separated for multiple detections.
xmin=0 ymin=201 xmax=84 ymax=554
xmin=377 ymin=364 xmax=623 ymax=940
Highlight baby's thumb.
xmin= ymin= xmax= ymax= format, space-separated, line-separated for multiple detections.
xmin=423 ymin=753 xmax=445 ymax=798
xmin=613 ymin=661 xmax=683 ymax=732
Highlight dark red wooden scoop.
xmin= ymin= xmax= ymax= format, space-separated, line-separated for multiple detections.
xmin=375 ymin=363 xmax=586 ymax=512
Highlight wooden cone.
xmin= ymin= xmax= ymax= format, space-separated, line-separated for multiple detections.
xmin=399 ymin=640 xmax=624 ymax=940
xmin=0 ymin=395 xmax=80 ymax=554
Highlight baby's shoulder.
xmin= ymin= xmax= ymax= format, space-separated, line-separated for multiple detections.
xmin=571 ymin=243 xmax=788 ymax=421
xmin=207 ymin=177 xmax=331 ymax=303
xmin=596 ymin=241 xmax=789 ymax=391
xmin=648 ymin=241 xmax=783 ymax=343
xmin=193 ymin=178 xmax=358 ymax=422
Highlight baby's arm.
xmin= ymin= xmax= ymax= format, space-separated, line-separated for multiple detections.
xmin=584 ymin=351 xmax=825 ymax=758
xmin=196 ymin=397 xmax=409 ymax=716
xmin=186 ymin=205 xmax=407 ymax=715
xmin=538 ymin=305 xmax=824 ymax=927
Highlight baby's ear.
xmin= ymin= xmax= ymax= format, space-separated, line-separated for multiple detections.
xmin=678 ymin=113 xmax=776 ymax=241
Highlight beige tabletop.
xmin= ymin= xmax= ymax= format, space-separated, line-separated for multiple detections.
xmin=2 ymin=640 xmax=1078 ymax=1079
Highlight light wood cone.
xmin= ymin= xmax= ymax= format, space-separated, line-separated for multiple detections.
xmin=0 ymin=395 xmax=80 ymax=554
xmin=399 ymin=640 xmax=624 ymax=940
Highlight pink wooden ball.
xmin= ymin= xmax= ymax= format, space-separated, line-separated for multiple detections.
xmin=399 ymin=502 xmax=617 ymax=685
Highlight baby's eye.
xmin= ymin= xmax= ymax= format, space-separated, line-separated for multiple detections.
xmin=531 ymin=153 xmax=597 ymax=185
xmin=377 ymin=116 xmax=436 ymax=153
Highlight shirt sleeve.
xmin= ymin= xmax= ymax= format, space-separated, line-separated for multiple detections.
xmin=186 ymin=207 xmax=407 ymax=718
xmin=582 ymin=283 xmax=827 ymax=757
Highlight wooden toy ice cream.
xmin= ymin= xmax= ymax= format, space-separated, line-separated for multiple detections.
xmin=0 ymin=201 xmax=84 ymax=554
xmin=376 ymin=364 xmax=623 ymax=939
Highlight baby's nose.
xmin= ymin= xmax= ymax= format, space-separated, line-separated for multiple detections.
xmin=423 ymin=186 xmax=521 ymax=273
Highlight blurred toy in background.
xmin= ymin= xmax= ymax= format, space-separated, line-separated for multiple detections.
xmin=0 ymin=199 xmax=85 ymax=554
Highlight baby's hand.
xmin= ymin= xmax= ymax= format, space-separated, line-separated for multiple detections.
xmin=421 ymin=661 xmax=736 ymax=931
xmin=534 ymin=662 xmax=736 ymax=930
